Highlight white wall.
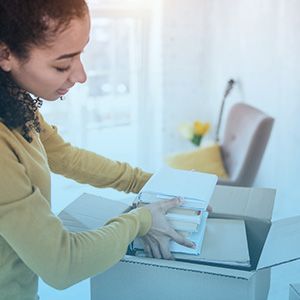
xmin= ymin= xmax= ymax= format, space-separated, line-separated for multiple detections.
xmin=160 ymin=0 xmax=300 ymax=218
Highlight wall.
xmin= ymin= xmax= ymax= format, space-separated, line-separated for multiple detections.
xmin=160 ymin=0 xmax=300 ymax=218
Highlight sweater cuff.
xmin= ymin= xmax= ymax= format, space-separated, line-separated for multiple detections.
xmin=132 ymin=172 xmax=152 ymax=194
xmin=129 ymin=207 xmax=152 ymax=237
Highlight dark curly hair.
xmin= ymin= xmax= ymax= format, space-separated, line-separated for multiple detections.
xmin=0 ymin=0 xmax=88 ymax=142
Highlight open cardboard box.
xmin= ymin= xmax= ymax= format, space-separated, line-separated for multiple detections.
xmin=88 ymin=185 xmax=300 ymax=300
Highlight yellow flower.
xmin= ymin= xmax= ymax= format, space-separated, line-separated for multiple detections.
xmin=193 ymin=121 xmax=210 ymax=136
xmin=179 ymin=120 xmax=210 ymax=146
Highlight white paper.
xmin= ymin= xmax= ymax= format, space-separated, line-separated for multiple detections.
xmin=139 ymin=166 xmax=218 ymax=210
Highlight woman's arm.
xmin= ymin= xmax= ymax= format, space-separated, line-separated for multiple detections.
xmin=0 ymin=133 xmax=151 ymax=289
xmin=38 ymin=112 xmax=152 ymax=193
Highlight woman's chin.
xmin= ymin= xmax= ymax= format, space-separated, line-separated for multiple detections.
xmin=43 ymin=94 xmax=63 ymax=101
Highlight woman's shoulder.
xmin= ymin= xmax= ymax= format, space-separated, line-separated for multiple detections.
xmin=36 ymin=110 xmax=59 ymax=142
xmin=0 ymin=121 xmax=17 ymax=142
xmin=0 ymin=119 xmax=41 ymax=157
xmin=0 ymin=122 xmax=22 ymax=165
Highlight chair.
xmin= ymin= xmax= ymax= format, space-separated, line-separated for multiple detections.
xmin=217 ymin=102 xmax=274 ymax=187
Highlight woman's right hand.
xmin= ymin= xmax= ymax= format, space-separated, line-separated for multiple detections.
xmin=140 ymin=198 xmax=195 ymax=260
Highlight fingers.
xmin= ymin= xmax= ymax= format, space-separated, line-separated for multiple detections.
xmin=151 ymin=244 xmax=162 ymax=259
xmin=168 ymin=228 xmax=196 ymax=249
xmin=142 ymin=197 xmax=196 ymax=259
xmin=142 ymin=236 xmax=162 ymax=259
xmin=160 ymin=197 xmax=182 ymax=213
xmin=143 ymin=240 xmax=153 ymax=258
xmin=142 ymin=236 xmax=173 ymax=260
xmin=162 ymin=198 xmax=212 ymax=214
xmin=159 ymin=240 xmax=174 ymax=260
xmin=145 ymin=233 xmax=192 ymax=259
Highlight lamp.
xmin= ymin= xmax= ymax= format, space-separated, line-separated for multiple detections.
xmin=215 ymin=79 xmax=235 ymax=143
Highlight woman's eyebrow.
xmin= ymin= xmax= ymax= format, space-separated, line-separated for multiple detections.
xmin=55 ymin=38 xmax=90 ymax=60
xmin=55 ymin=51 xmax=81 ymax=60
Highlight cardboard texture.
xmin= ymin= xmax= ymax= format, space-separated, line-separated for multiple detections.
xmin=91 ymin=257 xmax=270 ymax=300
xmin=59 ymin=185 xmax=300 ymax=300
xmin=290 ymin=283 xmax=300 ymax=300
xmin=89 ymin=185 xmax=275 ymax=300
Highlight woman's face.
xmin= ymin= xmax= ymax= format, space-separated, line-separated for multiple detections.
xmin=8 ymin=13 xmax=90 ymax=100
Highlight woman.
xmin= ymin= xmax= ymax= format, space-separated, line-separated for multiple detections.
xmin=0 ymin=0 xmax=194 ymax=299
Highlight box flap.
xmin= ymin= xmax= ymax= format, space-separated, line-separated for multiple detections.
xmin=257 ymin=216 xmax=300 ymax=269
xmin=210 ymin=186 xmax=276 ymax=220
xmin=290 ymin=283 xmax=300 ymax=296
xmin=58 ymin=193 xmax=130 ymax=231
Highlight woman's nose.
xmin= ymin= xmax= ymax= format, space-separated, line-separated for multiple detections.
xmin=69 ymin=58 xmax=87 ymax=84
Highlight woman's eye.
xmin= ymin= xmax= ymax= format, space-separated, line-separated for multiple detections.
xmin=54 ymin=66 xmax=71 ymax=73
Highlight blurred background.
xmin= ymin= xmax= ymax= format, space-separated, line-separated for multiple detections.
xmin=39 ymin=0 xmax=300 ymax=299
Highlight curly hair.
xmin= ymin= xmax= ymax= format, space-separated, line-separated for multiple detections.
xmin=0 ymin=0 xmax=88 ymax=142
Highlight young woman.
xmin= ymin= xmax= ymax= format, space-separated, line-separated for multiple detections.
xmin=0 ymin=0 xmax=195 ymax=299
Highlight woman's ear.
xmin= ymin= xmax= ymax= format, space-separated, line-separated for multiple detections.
xmin=0 ymin=43 xmax=12 ymax=72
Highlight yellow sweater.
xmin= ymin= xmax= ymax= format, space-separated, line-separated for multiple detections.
xmin=0 ymin=112 xmax=152 ymax=300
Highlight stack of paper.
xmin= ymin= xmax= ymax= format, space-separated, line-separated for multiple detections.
xmin=137 ymin=167 xmax=218 ymax=210
xmin=133 ymin=167 xmax=217 ymax=255
xmin=166 ymin=207 xmax=203 ymax=232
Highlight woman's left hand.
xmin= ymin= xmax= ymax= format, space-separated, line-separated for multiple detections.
xmin=141 ymin=198 xmax=195 ymax=260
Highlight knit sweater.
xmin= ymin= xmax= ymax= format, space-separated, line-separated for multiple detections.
xmin=0 ymin=112 xmax=152 ymax=300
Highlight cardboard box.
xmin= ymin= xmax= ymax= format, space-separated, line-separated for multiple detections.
xmin=88 ymin=185 xmax=300 ymax=300
xmin=290 ymin=283 xmax=300 ymax=300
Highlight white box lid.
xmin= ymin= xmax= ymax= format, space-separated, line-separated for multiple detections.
xmin=257 ymin=216 xmax=300 ymax=269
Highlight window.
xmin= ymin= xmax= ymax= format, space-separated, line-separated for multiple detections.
xmin=39 ymin=1 xmax=162 ymax=216
xmin=42 ymin=2 xmax=147 ymax=166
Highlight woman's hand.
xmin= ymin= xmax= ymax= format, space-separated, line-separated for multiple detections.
xmin=141 ymin=198 xmax=195 ymax=260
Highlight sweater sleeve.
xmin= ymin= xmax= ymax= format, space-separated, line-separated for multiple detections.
xmin=38 ymin=112 xmax=152 ymax=194
xmin=0 ymin=134 xmax=152 ymax=290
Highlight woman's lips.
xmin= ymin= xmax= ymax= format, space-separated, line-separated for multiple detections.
xmin=56 ymin=88 xmax=69 ymax=95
